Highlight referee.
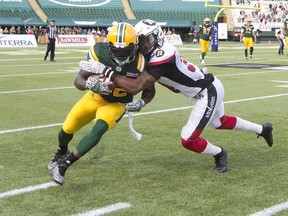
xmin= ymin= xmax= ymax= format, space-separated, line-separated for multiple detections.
xmin=44 ymin=19 xmax=57 ymax=62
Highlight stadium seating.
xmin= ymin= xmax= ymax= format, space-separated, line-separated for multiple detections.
xmin=0 ymin=0 xmax=39 ymax=20
xmin=130 ymin=0 xmax=216 ymax=25
xmin=36 ymin=0 xmax=127 ymax=20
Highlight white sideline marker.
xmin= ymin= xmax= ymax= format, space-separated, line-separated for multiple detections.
xmin=74 ymin=202 xmax=131 ymax=216
xmin=0 ymin=182 xmax=58 ymax=199
xmin=249 ymin=201 xmax=288 ymax=216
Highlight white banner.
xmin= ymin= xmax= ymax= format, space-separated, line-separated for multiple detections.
xmin=218 ymin=23 xmax=227 ymax=40
xmin=56 ymin=35 xmax=95 ymax=47
xmin=0 ymin=34 xmax=37 ymax=48
xmin=164 ymin=34 xmax=183 ymax=45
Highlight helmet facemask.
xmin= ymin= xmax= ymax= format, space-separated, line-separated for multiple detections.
xmin=138 ymin=33 xmax=158 ymax=55
xmin=108 ymin=42 xmax=138 ymax=66
xmin=135 ymin=19 xmax=164 ymax=55
xmin=107 ymin=22 xmax=138 ymax=66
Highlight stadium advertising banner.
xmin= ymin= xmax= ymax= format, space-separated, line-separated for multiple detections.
xmin=0 ymin=35 xmax=38 ymax=48
xmin=164 ymin=34 xmax=183 ymax=45
xmin=56 ymin=35 xmax=95 ymax=47
xmin=218 ymin=23 xmax=227 ymax=40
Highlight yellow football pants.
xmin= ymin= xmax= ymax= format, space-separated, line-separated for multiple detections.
xmin=244 ymin=37 xmax=254 ymax=49
xmin=62 ymin=91 xmax=126 ymax=134
xmin=200 ymin=39 xmax=210 ymax=54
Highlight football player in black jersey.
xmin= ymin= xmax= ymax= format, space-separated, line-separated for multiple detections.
xmin=83 ymin=19 xmax=274 ymax=173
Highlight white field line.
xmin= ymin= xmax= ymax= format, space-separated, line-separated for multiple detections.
xmin=0 ymin=182 xmax=58 ymax=199
xmin=0 ymin=86 xmax=74 ymax=94
xmin=249 ymin=201 xmax=288 ymax=216
xmin=74 ymin=203 xmax=132 ymax=216
xmin=0 ymin=93 xmax=287 ymax=135
xmin=0 ymin=71 xmax=78 ymax=78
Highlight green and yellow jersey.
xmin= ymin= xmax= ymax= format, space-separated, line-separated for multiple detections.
xmin=197 ymin=24 xmax=212 ymax=41
xmin=241 ymin=24 xmax=255 ymax=38
xmin=87 ymin=42 xmax=146 ymax=104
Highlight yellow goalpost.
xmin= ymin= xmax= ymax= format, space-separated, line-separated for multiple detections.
xmin=204 ymin=0 xmax=263 ymax=51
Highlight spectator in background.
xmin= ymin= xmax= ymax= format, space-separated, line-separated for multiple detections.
xmin=16 ymin=26 xmax=21 ymax=34
xmin=44 ymin=19 xmax=58 ymax=62
xmin=9 ymin=26 xmax=16 ymax=34
xmin=3 ymin=27 xmax=9 ymax=34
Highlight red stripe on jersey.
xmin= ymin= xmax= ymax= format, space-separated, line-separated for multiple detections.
xmin=148 ymin=51 xmax=175 ymax=66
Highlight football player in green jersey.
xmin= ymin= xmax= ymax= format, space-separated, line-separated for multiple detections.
xmin=49 ymin=22 xmax=155 ymax=185
xmin=194 ymin=17 xmax=213 ymax=65
xmin=240 ymin=18 xmax=256 ymax=61
xmin=282 ymin=17 xmax=288 ymax=55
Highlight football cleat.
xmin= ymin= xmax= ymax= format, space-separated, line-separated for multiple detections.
xmin=249 ymin=55 xmax=253 ymax=61
xmin=201 ymin=60 xmax=205 ymax=65
xmin=214 ymin=148 xmax=228 ymax=173
xmin=245 ymin=57 xmax=248 ymax=62
xmin=257 ymin=123 xmax=273 ymax=147
xmin=51 ymin=160 xmax=68 ymax=186
xmin=48 ymin=148 xmax=70 ymax=170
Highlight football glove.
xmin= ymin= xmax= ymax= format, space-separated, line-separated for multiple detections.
xmin=79 ymin=60 xmax=109 ymax=75
xmin=86 ymin=75 xmax=112 ymax=95
xmin=126 ymin=99 xmax=145 ymax=112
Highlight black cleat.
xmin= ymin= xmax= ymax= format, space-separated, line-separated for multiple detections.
xmin=50 ymin=59 xmax=56 ymax=62
xmin=51 ymin=160 xmax=68 ymax=186
xmin=214 ymin=148 xmax=228 ymax=173
xmin=44 ymin=56 xmax=47 ymax=61
xmin=48 ymin=148 xmax=70 ymax=170
xmin=257 ymin=123 xmax=273 ymax=147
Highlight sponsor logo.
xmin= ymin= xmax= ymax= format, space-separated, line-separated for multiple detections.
xmin=205 ymin=96 xmax=215 ymax=118
xmin=48 ymin=0 xmax=110 ymax=7
xmin=58 ymin=37 xmax=88 ymax=44
xmin=155 ymin=50 xmax=165 ymax=57
xmin=0 ymin=39 xmax=34 ymax=46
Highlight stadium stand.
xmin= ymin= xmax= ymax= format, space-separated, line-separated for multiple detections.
xmin=36 ymin=0 xmax=127 ymax=20
xmin=129 ymin=0 xmax=217 ymax=26
xmin=0 ymin=0 xmax=41 ymax=25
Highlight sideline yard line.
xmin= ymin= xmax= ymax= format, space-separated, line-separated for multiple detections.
xmin=0 ymin=182 xmax=58 ymax=199
xmin=0 ymin=93 xmax=287 ymax=135
xmin=74 ymin=203 xmax=132 ymax=216
xmin=249 ymin=201 xmax=288 ymax=216
xmin=0 ymin=86 xmax=74 ymax=94
xmin=0 ymin=56 xmax=83 ymax=62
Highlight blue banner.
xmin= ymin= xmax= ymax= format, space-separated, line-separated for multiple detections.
xmin=211 ymin=21 xmax=218 ymax=52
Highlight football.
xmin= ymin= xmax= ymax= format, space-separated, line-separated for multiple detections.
xmin=98 ymin=75 xmax=116 ymax=91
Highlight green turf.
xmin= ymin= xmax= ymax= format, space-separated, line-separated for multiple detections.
xmin=0 ymin=42 xmax=287 ymax=216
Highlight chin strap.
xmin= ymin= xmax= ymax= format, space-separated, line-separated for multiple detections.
xmin=128 ymin=112 xmax=142 ymax=141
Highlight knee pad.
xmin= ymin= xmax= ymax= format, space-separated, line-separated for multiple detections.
xmin=216 ymin=115 xmax=237 ymax=129
xmin=181 ymin=137 xmax=207 ymax=153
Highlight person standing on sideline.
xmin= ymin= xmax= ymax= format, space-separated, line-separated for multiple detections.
xmin=194 ymin=17 xmax=213 ymax=65
xmin=282 ymin=17 xmax=288 ymax=55
xmin=84 ymin=19 xmax=274 ymax=173
xmin=44 ymin=19 xmax=57 ymax=62
xmin=276 ymin=29 xmax=286 ymax=55
xmin=240 ymin=18 xmax=256 ymax=61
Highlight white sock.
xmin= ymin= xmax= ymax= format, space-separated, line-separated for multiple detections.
xmin=234 ymin=117 xmax=262 ymax=134
xmin=202 ymin=142 xmax=222 ymax=155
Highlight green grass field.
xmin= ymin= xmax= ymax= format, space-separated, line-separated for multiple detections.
xmin=0 ymin=42 xmax=288 ymax=216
